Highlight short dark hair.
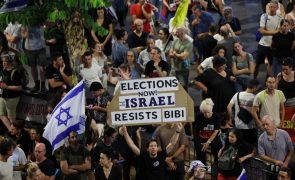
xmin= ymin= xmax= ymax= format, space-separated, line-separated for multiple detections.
xmin=247 ymin=79 xmax=260 ymax=89
xmin=146 ymin=139 xmax=158 ymax=149
xmin=52 ymin=52 xmax=63 ymax=61
xmin=282 ymin=57 xmax=293 ymax=67
xmin=11 ymin=120 xmax=25 ymax=130
xmin=82 ymin=51 xmax=92 ymax=59
xmin=89 ymin=82 xmax=104 ymax=91
xmin=212 ymin=45 xmax=227 ymax=56
xmin=212 ymin=56 xmax=227 ymax=68
xmin=151 ymin=46 xmax=161 ymax=54
xmin=265 ymin=75 xmax=276 ymax=82
xmin=114 ymin=28 xmax=127 ymax=40
xmin=104 ymin=127 xmax=116 ymax=137
xmin=0 ymin=137 xmax=13 ymax=155
xmin=100 ymin=148 xmax=114 ymax=160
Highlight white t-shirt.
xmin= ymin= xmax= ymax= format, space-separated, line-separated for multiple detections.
xmin=259 ymin=13 xmax=282 ymax=47
xmin=0 ymin=161 xmax=13 ymax=180
xmin=200 ymin=56 xmax=213 ymax=70
xmin=155 ymin=39 xmax=172 ymax=54
xmin=213 ymin=34 xmax=224 ymax=41
xmin=253 ymin=90 xmax=286 ymax=127
xmin=7 ymin=147 xmax=27 ymax=180
xmin=229 ymin=92 xmax=256 ymax=129
xmin=79 ymin=62 xmax=103 ymax=88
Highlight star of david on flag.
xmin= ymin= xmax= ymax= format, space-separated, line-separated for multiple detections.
xmin=43 ymin=80 xmax=86 ymax=153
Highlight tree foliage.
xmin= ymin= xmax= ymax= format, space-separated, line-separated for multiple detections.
xmin=0 ymin=0 xmax=111 ymax=35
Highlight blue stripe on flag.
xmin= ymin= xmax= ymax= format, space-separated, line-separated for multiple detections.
xmin=51 ymin=121 xmax=82 ymax=150
xmin=52 ymin=81 xmax=84 ymax=112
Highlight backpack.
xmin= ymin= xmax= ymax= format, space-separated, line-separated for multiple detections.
xmin=11 ymin=66 xmax=29 ymax=89
xmin=218 ymin=146 xmax=238 ymax=171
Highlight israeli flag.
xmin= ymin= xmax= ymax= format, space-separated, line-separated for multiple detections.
xmin=43 ymin=80 xmax=86 ymax=153
xmin=0 ymin=0 xmax=28 ymax=14
xmin=237 ymin=168 xmax=247 ymax=180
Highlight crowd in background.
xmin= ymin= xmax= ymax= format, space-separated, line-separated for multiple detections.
xmin=1 ymin=0 xmax=295 ymax=180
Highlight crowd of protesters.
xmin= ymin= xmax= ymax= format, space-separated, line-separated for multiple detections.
xmin=1 ymin=0 xmax=295 ymax=180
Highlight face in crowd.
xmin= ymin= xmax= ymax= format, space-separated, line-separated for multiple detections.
xmin=148 ymin=140 xmax=158 ymax=157
xmin=265 ymin=76 xmax=276 ymax=91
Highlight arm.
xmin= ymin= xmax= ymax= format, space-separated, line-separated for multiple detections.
xmin=196 ymin=64 xmax=204 ymax=75
xmin=91 ymin=30 xmax=100 ymax=43
xmin=280 ymin=102 xmax=285 ymax=127
xmin=141 ymin=4 xmax=152 ymax=21
xmin=107 ymin=69 xmax=119 ymax=85
xmin=0 ymin=84 xmax=22 ymax=91
xmin=102 ymin=23 xmax=113 ymax=47
xmin=259 ymin=154 xmax=283 ymax=166
xmin=47 ymin=79 xmax=65 ymax=89
xmin=173 ymin=50 xmax=190 ymax=61
xmin=201 ymin=130 xmax=219 ymax=152
xmin=227 ymin=102 xmax=234 ymax=125
xmin=198 ymin=0 xmax=208 ymax=9
xmin=238 ymin=151 xmax=255 ymax=163
xmin=283 ymin=149 xmax=293 ymax=167
xmin=194 ymin=80 xmax=208 ymax=94
xmin=120 ymin=126 xmax=140 ymax=156
xmin=70 ymin=156 xmax=91 ymax=171
xmin=166 ymin=123 xmax=184 ymax=154
xmin=21 ymin=26 xmax=28 ymax=38
xmin=251 ymin=105 xmax=263 ymax=130
xmin=60 ymin=160 xmax=79 ymax=175
xmin=259 ymin=27 xmax=279 ymax=36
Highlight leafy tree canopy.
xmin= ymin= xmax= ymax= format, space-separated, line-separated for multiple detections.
xmin=0 ymin=0 xmax=111 ymax=35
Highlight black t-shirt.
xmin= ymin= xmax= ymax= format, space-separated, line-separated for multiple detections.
xmin=144 ymin=60 xmax=171 ymax=77
xmin=92 ymin=141 xmax=118 ymax=169
xmin=193 ymin=113 xmax=221 ymax=142
xmin=278 ymin=73 xmax=295 ymax=99
xmin=272 ymin=32 xmax=295 ymax=58
xmin=95 ymin=164 xmax=122 ymax=180
xmin=127 ymin=31 xmax=148 ymax=49
xmin=139 ymin=150 xmax=167 ymax=180
xmin=1 ymin=68 xmax=22 ymax=98
xmin=45 ymin=64 xmax=72 ymax=93
xmin=195 ymin=68 xmax=235 ymax=113
xmin=38 ymin=158 xmax=56 ymax=176
xmin=200 ymin=34 xmax=217 ymax=59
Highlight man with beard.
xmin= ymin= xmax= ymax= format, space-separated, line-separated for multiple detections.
xmin=252 ymin=76 xmax=286 ymax=129
xmin=60 ymin=131 xmax=91 ymax=180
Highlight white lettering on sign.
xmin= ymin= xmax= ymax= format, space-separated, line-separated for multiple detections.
xmin=111 ymin=109 xmax=162 ymax=125
xmin=162 ymin=107 xmax=186 ymax=122
xmin=119 ymin=93 xmax=176 ymax=110
xmin=120 ymin=77 xmax=178 ymax=94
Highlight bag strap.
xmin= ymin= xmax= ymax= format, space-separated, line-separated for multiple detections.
xmin=237 ymin=92 xmax=241 ymax=109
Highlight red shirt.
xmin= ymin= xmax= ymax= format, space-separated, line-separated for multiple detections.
xmin=130 ymin=3 xmax=152 ymax=33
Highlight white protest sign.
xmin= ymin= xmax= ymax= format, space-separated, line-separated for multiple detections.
xmin=107 ymin=77 xmax=194 ymax=125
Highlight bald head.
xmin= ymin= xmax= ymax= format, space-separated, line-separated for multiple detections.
xmin=35 ymin=143 xmax=46 ymax=151
xmin=220 ymin=25 xmax=229 ymax=37
xmin=262 ymin=115 xmax=276 ymax=134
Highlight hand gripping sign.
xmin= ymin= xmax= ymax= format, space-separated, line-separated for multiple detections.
xmin=107 ymin=77 xmax=194 ymax=126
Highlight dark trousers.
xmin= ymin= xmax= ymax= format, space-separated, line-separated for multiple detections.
xmin=167 ymin=160 xmax=185 ymax=180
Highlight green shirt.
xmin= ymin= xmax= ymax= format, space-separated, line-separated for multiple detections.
xmin=171 ymin=38 xmax=193 ymax=71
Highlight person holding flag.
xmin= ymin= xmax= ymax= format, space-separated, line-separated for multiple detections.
xmin=43 ymin=80 xmax=90 ymax=179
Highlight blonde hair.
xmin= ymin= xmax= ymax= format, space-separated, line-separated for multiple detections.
xmin=27 ymin=162 xmax=41 ymax=179
xmin=200 ymin=98 xmax=214 ymax=113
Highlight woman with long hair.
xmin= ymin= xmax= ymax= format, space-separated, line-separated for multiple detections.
xmin=91 ymin=7 xmax=113 ymax=57
xmin=124 ymin=49 xmax=144 ymax=79
xmin=217 ymin=128 xmax=254 ymax=180
xmin=277 ymin=57 xmax=295 ymax=108
xmin=232 ymin=41 xmax=255 ymax=92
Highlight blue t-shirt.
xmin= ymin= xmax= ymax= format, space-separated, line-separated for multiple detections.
xmin=190 ymin=11 xmax=214 ymax=37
